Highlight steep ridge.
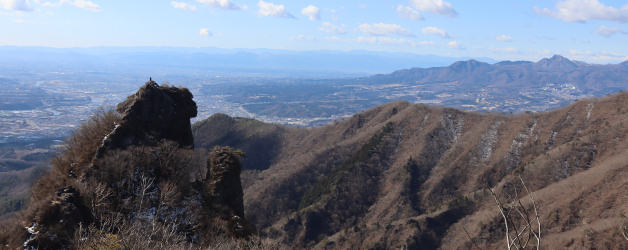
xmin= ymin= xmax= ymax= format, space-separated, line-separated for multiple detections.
xmin=194 ymin=91 xmax=628 ymax=249
xmin=0 ymin=81 xmax=255 ymax=249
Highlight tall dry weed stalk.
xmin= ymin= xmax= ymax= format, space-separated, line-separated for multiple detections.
xmin=489 ymin=176 xmax=541 ymax=250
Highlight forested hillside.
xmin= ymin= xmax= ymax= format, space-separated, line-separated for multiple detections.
xmin=194 ymin=91 xmax=628 ymax=249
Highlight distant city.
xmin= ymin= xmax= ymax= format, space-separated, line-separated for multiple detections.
xmin=1 ymin=49 xmax=627 ymax=147
xmin=0 ymin=73 xmax=609 ymax=144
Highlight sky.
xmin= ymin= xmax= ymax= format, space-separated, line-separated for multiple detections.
xmin=1 ymin=0 xmax=628 ymax=63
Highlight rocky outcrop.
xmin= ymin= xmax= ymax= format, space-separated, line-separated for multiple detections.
xmin=2 ymin=81 xmax=253 ymax=249
xmin=23 ymin=186 xmax=92 ymax=249
xmin=94 ymin=80 xmax=197 ymax=159
xmin=206 ymin=147 xmax=245 ymax=218
xmin=204 ymin=146 xmax=252 ymax=237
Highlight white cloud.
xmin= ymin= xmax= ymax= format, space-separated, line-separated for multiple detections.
xmin=397 ymin=5 xmax=423 ymax=20
xmin=324 ymin=36 xmax=342 ymax=42
xmin=42 ymin=0 xmax=102 ymax=12
xmin=564 ymin=49 xmax=628 ymax=62
xmin=171 ymin=1 xmax=196 ymax=11
xmin=319 ymin=22 xmax=346 ymax=34
xmin=595 ymin=25 xmax=627 ymax=37
xmin=421 ymin=26 xmax=449 ymax=38
xmin=496 ymin=34 xmax=512 ymax=42
xmin=356 ymin=36 xmax=433 ymax=47
xmin=258 ymin=0 xmax=294 ymax=18
xmin=0 ymin=0 xmax=33 ymax=11
xmin=199 ymin=28 xmax=211 ymax=36
xmin=196 ymin=0 xmax=242 ymax=10
xmin=358 ymin=23 xmax=413 ymax=37
xmin=301 ymin=5 xmax=319 ymax=21
xmin=536 ymin=0 xmax=628 ymax=23
xmin=410 ymin=0 xmax=457 ymax=17
xmin=357 ymin=36 xmax=377 ymax=43
xmin=329 ymin=8 xmax=339 ymax=22
xmin=292 ymin=34 xmax=316 ymax=41
xmin=447 ymin=40 xmax=460 ymax=49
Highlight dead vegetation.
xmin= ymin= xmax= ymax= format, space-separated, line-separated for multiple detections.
xmin=0 ymin=98 xmax=272 ymax=248
xmin=31 ymin=108 xmax=120 ymax=201
xmin=193 ymin=92 xmax=628 ymax=249
xmin=488 ymin=176 xmax=541 ymax=250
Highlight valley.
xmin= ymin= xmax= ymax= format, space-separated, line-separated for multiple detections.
xmin=3 ymin=0 xmax=628 ymax=248
xmin=0 ymin=54 xmax=627 ymax=249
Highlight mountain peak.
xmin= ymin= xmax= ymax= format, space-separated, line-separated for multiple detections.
xmin=536 ymin=54 xmax=578 ymax=70
xmin=495 ymin=60 xmax=532 ymax=66
xmin=550 ymin=54 xmax=568 ymax=60
xmin=449 ymin=59 xmax=490 ymax=72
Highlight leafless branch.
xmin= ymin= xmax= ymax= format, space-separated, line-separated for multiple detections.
xmin=488 ymin=176 xmax=542 ymax=250
xmin=138 ymin=174 xmax=155 ymax=212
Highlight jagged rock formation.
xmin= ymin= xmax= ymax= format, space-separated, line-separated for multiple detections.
xmin=203 ymin=146 xmax=252 ymax=237
xmin=194 ymin=91 xmax=628 ymax=249
xmin=206 ymin=147 xmax=245 ymax=218
xmin=1 ymin=81 xmax=252 ymax=249
xmin=94 ymin=80 xmax=197 ymax=159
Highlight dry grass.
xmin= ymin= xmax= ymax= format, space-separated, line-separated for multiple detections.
xmin=30 ymin=108 xmax=120 ymax=201
xmin=74 ymin=215 xmax=283 ymax=250
xmin=190 ymin=91 xmax=628 ymax=248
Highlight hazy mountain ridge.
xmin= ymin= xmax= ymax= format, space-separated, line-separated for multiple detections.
xmin=364 ymin=55 xmax=628 ymax=95
xmin=206 ymin=55 xmax=628 ymax=127
xmin=0 ymin=46 xmax=483 ymax=77
xmin=194 ymin=91 xmax=628 ymax=249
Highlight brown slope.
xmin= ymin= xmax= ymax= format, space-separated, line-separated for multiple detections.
xmin=193 ymin=91 xmax=628 ymax=249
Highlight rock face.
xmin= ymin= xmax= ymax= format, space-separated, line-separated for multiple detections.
xmin=2 ymin=81 xmax=252 ymax=249
xmin=95 ymin=80 xmax=197 ymax=159
xmin=23 ymin=186 xmax=92 ymax=249
xmin=206 ymin=147 xmax=245 ymax=219
xmin=203 ymin=147 xmax=254 ymax=237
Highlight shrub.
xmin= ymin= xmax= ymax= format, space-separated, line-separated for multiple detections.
xmin=31 ymin=109 xmax=120 ymax=201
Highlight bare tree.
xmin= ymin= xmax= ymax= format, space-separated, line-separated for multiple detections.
xmin=489 ymin=175 xmax=541 ymax=250
xmin=138 ymin=174 xmax=155 ymax=212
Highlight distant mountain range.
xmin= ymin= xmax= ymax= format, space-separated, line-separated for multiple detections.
xmin=362 ymin=55 xmax=628 ymax=95
xmin=203 ymin=55 xmax=628 ymax=125
xmin=0 ymin=46 xmax=493 ymax=77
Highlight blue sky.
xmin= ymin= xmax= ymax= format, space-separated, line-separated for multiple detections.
xmin=2 ymin=0 xmax=628 ymax=63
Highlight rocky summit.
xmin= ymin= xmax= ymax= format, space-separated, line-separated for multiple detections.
xmin=95 ymin=80 xmax=198 ymax=159
xmin=0 ymin=81 xmax=252 ymax=249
